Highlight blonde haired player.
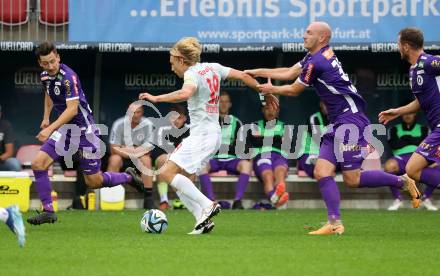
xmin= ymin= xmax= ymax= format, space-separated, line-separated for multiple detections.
xmin=139 ymin=37 xmax=278 ymax=234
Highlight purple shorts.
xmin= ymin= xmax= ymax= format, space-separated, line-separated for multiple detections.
xmin=209 ymin=158 xmax=241 ymax=175
xmin=253 ymin=152 xmax=288 ymax=180
xmin=318 ymin=113 xmax=371 ymax=171
xmin=297 ymin=154 xmax=317 ymax=178
xmin=415 ymin=128 xmax=440 ymax=164
xmin=298 ymin=154 xmax=342 ymax=178
xmin=389 ymin=153 xmax=412 ymax=175
xmin=41 ymin=131 xmax=102 ymax=175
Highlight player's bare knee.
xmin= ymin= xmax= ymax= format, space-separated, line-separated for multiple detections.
xmin=314 ymin=167 xmax=330 ymax=181
xmin=109 ymin=154 xmax=122 ymax=162
xmin=161 ymin=171 xmax=176 ymax=184
xmin=108 ymin=154 xmax=123 ymax=170
xmin=238 ymin=160 xmax=251 ymax=174
xmin=31 ymin=158 xmax=47 ymax=170
xmin=405 ymin=164 xmax=418 ymax=180
xmin=261 ymin=170 xmax=272 ymax=180
xmin=384 ymin=160 xmax=398 ymax=174
xmin=140 ymin=155 xmax=152 ymax=167
xmin=84 ymin=178 xmax=101 ymax=189
xmin=156 ymin=155 xmax=167 ymax=168
xmin=84 ymin=174 xmax=103 ymax=189
xmin=343 ymin=174 xmax=360 ymax=188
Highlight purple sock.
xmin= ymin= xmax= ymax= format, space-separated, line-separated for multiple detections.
xmin=359 ymin=170 xmax=403 ymax=188
xmin=199 ymin=174 xmax=215 ymax=200
xmin=420 ymin=167 xmax=440 ymax=189
xmin=234 ymin=173 xmax=250 ymax=200
xmin=102 ymin=172 xmax=131 ymax=187
xmin=33 ymin=170 xmax=54 ymax=212
xmin=318 ymin=176 xmax=341 ymax=221
xmin=422 ymin=186 xmax=436 ymax=200
xmin=389 ymin=187 xmax=403 ymax=200
xmin=267 ymin=187 xmax=275 ymax=199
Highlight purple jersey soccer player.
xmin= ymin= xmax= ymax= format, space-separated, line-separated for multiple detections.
xmin=380 ymin=28 xmax=440 ymax=211
xmin=27 ymin=42 xmax=143 ymax=225
xmin=247 ymin=22 xmax=421 ymax=235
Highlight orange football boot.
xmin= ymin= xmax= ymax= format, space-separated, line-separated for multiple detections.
xmin=401 ymin=174 xmax=421 ymax=208
xmin=308 ymin=222 xmax=345 ymax=235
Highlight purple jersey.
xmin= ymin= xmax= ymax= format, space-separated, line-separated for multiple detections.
xmin=299 ymin=45 xmax=366 ymax=123
xmin=409 ymin=53 xmax=440 ymax=130
xmin=40 ymin=64 xmax=95 ymax=131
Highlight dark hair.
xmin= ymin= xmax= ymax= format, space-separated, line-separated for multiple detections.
xmin=35 ymin=41 xmax=57 ymax=58
xmin=220 ymin=91 xmax=230 ymax=97
xmin=170 ymin=104 xmax=186 ymax=116
xmin=398 ymin=28 xmax=424 ymax=50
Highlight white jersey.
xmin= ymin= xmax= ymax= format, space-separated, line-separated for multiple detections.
xmin=109 ymin=116 xmax=153 ymax=147
xmin=183 ymin=62 xmax=231 ymax=133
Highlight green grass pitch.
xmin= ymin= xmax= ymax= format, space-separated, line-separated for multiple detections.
xmin=1 ymin=209 xmax=439 ymax=275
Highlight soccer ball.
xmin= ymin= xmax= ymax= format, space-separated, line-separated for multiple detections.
xmin=140 ymin=209 xmax=168 ymax=234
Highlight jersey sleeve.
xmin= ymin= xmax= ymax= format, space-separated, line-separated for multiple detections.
xmin=183 ymin=70 xmax=198 ymax=88
xmin=63 ymin=73 xmax=80 ymax=101
xmin=211 ymin=63 xmax=231 ymax=80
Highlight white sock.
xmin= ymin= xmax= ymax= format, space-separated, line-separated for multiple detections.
xmin=160 ymin=194 xmax=168 ymax=203
xmin=0 ymin=208 xmax=9 ymax=223
xmin=170 ymin=174 xmax=212 ymax=209
xmin=158 ymin=182 xmax=169 ymax=203
xmin=176 ymin=190 xmax=202 ymax=222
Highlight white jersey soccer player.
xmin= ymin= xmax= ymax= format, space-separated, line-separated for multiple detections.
xmin=168 ymin=62 xmax=230 ymax=175
xmin=139 ymin=37 xmax=278 ymax=234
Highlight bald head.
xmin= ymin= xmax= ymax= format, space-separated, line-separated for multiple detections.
xmin=303 ymin=21 xmax=332 ymax=53
xmin=311 ymin=21 xmax=332 ymax=42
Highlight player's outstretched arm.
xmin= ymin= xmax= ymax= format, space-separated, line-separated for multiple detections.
xmin=258 ymin=78 xmax=307 ymax=97
xmin=227 ymin=68 xmax=259 ymax=91
xmin=245 ymin=63 xmax=302 ymax=81
xmin=139 ymin=84 xmax=197 ymax=103
xmin=378 ymin=99 xmax=420 ymax=125
xmin=227 ymin=68 xmax=279 ymax=110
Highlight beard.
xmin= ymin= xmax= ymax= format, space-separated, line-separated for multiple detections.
xmin=400 ymin=51 xmax=409 ymax=62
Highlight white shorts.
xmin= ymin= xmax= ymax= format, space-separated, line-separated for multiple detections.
xmin=169 ymin=131 xmax=221 ymax=175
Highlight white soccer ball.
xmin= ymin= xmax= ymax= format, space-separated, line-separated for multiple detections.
xmin=140 ymin=209 xmax=168 ymax=234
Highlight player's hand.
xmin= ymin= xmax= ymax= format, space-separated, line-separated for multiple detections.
xmin=244 ymin=69 xmax=262 ymax=78
xmin=36 ymin=128 xmax=53 ymax=142
xmin=139 ymin=92 xmax=157 ymax=103
xmin=40 ymin=119 xmax=50 ymax=129
xmin=264 ymin=94 xmax=279 ymax=110
xmin=257 ymin=78 xmax=275 ymax=94
xmin=378 ymin=108 xmax=400 ymax=125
